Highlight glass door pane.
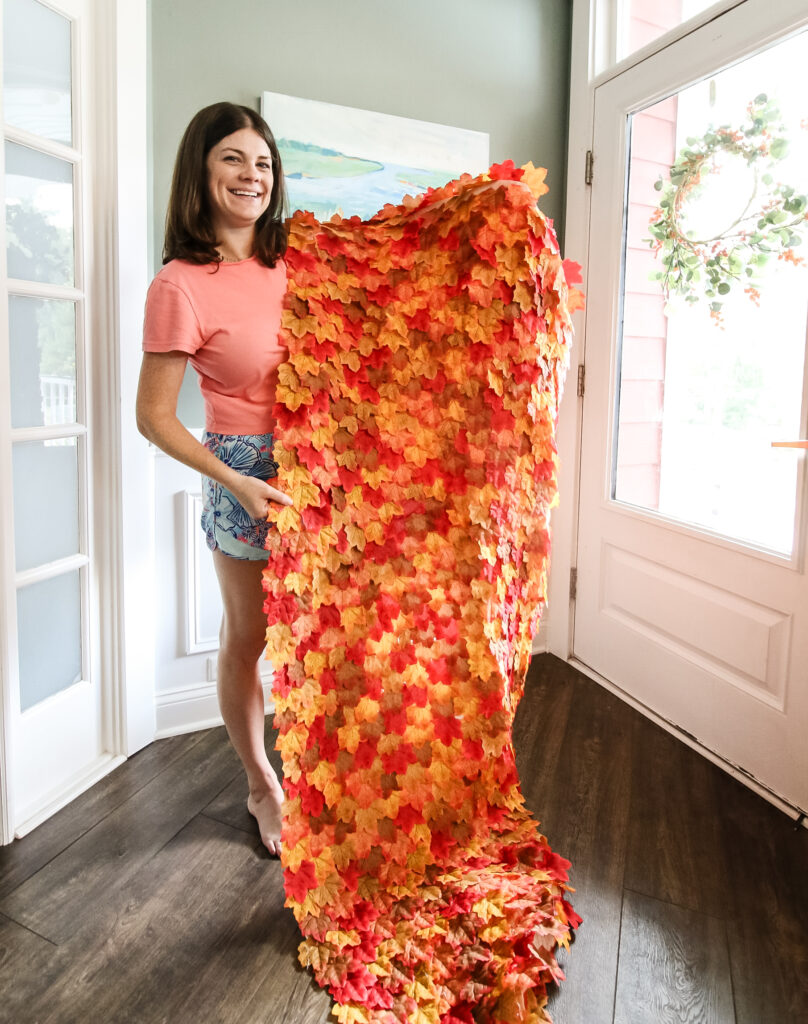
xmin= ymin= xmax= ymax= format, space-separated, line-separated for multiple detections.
xmin=4 ymin=141 xmax=75 ymax=285
xmin=1 ymin=0 xmax=105 ymax=831
xmin=3 ymin=0 xmax=87 ymax=719
xmin=618 ymin=1 xmax=723 ymax=63
xmin=614 ymin=29 xmax=808 ymax=555
xmin=12 ymin=438 xmax=81 ymax=571
xmin=17 ymin=571 xmax=82 ymax=711
xmin=2 ymin=0 xmax=72 ymax=145
xmin=9 ymin=295 xmax=77 ymax=428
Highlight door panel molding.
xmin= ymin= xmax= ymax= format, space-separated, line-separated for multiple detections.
xmin=600 ymin=543 xmax=790 ymax=706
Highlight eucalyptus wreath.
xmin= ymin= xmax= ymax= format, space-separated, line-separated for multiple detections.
xmin=647 ymin=94 xmax=807 ymax=321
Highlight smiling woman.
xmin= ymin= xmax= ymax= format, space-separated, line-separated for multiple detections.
xmin=136 ymin=102 xmax=292 ymax=857
xmin=206 ymin=130 xmax=274 ymax=245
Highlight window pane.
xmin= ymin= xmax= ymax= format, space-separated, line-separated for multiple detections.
xmin=615 ymin=31 xmax=808 ymax=555
xmin=17 ymin=571 xmax=82 ymax=711
xmin=13 ymin=438 xmax=80 ymax=572
xmin=618 ymin=1 xmax=720 ymax=63
xmin=5 ymin=141 xmax=74 ymax=286
xmin=9 ymin=296 xmax=77 ymax=428
xmin=2 ymin=0 xmax=72 ymax=145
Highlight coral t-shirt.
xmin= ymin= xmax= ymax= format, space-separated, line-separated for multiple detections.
xmin=142 ymin=255 xmax=287 ymax=433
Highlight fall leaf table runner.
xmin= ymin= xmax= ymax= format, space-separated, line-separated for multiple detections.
xmin=263 ymin=162 xmax=584 ymax=1024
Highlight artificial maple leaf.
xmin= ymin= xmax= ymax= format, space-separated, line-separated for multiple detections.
xmin=520 ymin=162 xmax=549 ymax=197
xmin=333 ymin=1004 xmax=370 ymax=1024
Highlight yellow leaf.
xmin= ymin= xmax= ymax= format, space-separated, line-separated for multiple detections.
xmin=316 ymin=525 xmax=338 ymax=555
xmin=521 ymin=161 xmax=549 ymax=197
xmin=307 ymin=760 xmax=334 ymax=792
xmin=276 ymin=362 xmax=300 ymax=387
xmin=354 ymin=696 xmax=380 ymax=723
xmin=340 ymin=414 xmax=359 ymax=434
xmin=328 ymin=838 xmax=355 ymax=871
xmin=303 ymin=650 xmax=327 ymax=678
xmin=294 ymin=482 xmax=321 ymax=508
xmin=345 ymin=523 xmax=365 ymax=550
xmin=472 ymin=896 xmax=505 ymax=919
xmin=341 ymin=606 xmax=366 ymax=632
xmin=337 ymin=722 xmax=361 ymax=753
xmin=275 ymin=505 xmax=301 ymax=533
xmin=340 ymin=350 xmax=361 ymax=371
xmin=284 ymin=571 xmax=309 ymax=596
xmin=364 ymin=521 xmax=385 ymax=544
xmin=290 ymin=352 xmax=322 ymax=376
xmin=335 ymin=1004 xmax=370 ymax=1024
xmin=283 ymin=387 xmax=313 ymax=411
xmin=264 ymin=623 xmax=296 ymax=669
xmin=325 ymin=547 xmax=343 ymax=572
xmin=323 ymin=778 xmax=343 ymax=806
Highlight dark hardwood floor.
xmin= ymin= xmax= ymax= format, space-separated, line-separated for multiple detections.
xmin=1 ymin=654 xmax=805 ymax=1024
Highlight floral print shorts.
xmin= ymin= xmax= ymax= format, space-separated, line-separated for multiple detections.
xmin=200 ymin=431 xmax=279 ymax=561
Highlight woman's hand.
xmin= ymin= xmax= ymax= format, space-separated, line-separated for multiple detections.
xmin=137 ymin=353 xmax=293 ymax=521
xmin=230 ymin=474 xmax=293 ymax=520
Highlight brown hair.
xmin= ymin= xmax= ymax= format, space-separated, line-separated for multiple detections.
xmin=163 ymin=102 xmax=287 ymax=268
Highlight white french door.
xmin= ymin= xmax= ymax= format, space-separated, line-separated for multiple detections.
xmin=0 ymin=0 xmax=111 ymax=836
xmin=574 ymin=0 xmax=808 ymax=812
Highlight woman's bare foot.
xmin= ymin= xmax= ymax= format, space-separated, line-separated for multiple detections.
xmin=247 ymin=777 xmax=284 ymax=857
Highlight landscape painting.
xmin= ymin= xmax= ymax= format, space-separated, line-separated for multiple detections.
xmin=260 ymin=91 xmax=490 ymax=221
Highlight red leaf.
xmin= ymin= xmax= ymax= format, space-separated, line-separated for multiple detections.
xmin=488 ymin=160 xmax=524 ymax=181
xmin=285 ymin=861 xmax=317 ymax=902
xmin=562 ymin=258 xmax=583 ymax=285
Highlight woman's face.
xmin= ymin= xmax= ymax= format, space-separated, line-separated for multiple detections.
xmin=206 ymin=127 xmax=273 ymax=233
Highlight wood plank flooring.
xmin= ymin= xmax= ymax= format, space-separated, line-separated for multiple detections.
xmin=0 ymin=654 xmax=805 ymax=1024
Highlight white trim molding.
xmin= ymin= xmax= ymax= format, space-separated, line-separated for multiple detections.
xmin=0 ymin=12 xmax=15 ymax=845
xmin=155 ymin=672 xmax=276 ymax=739
xmin=531 ymin=612 xmax=551 ymax=656
xmin=109 ymin=0 xmax=156 ymax=756
xmin=183 ymin=490 xmax=219 ymax=655
xmin=14 ymin=753 xmax=126 ymax=839
xmin=570 ymin=656 xmax=808 ymax=828
xmin=547 ymin=0 xmax=594 ymax=662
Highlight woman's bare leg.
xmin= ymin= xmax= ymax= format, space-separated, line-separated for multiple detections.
xmin=212 ymin=548 xmax=283 ymax=856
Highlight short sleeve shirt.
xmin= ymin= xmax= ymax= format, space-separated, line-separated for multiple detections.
xmin=142 ymin=255 xmax=287 ymax=434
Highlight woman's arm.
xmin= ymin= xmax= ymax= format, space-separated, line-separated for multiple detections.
xmin=136 ymin=351 xmax=291 ymax=518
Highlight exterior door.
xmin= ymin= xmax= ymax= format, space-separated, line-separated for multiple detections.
xmin=574 ymin=0 xmax=808 ymax=812
xmin=0 ymin=0 xmax=109 ymax=835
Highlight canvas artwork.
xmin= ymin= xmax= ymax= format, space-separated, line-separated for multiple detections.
xmin=260 ymin=90 xmax=490 ymax=221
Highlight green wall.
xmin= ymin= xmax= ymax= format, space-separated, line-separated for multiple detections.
xmin=150 ymin=0 xmax=571 ymax=424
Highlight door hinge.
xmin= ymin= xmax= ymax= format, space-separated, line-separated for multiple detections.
xmin=577 ymin=363 xmax=585 ymax=398
xmin=585 ymin=150 xmax=594 ymax=185
xmin=569 ymin=567 xmax=578 ymax=601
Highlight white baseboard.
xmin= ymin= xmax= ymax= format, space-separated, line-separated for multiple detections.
xmin=155 ymin=674 xmax=275 ymax=738
xmin=569 ymin=656 xmax=808 ymax=829
xmin=15 ymin=753 xmax=127 ymax=839
xmin=531 ymin=613 xmax=551 ymax=655
xmin=531 ymin=633 xmax=549 ymax=655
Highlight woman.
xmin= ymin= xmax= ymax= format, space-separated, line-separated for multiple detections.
xmin=137 ymin=102 xmax=292 ymax=857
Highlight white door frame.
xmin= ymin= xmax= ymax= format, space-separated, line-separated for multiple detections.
xmin=550 ymin=0 xmax=751 ymax=662
xmin=553 ymin=0 xmax=808 ymax=823
xmin=99 ymin=0 xmax=156 ymax=761
xmin=0 ymin=0 xmax=153 ymax=843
